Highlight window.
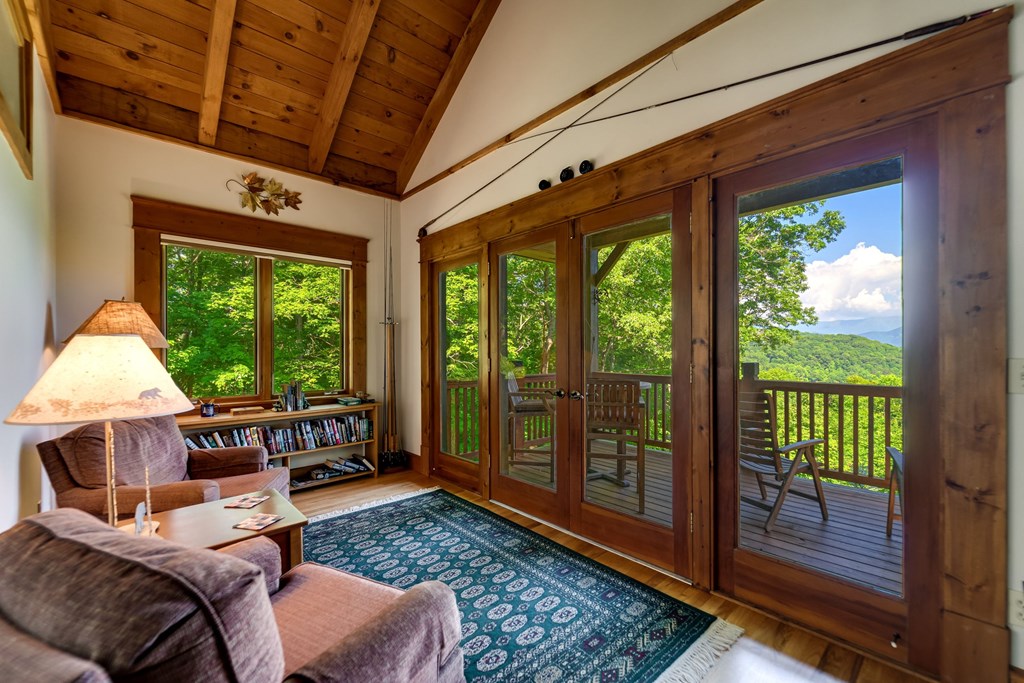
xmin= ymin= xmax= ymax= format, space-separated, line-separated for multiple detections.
xmin=133 ymin=196 xmax=368 ymax=406
xmin=164 ymin=241 xmax=348 ymax=401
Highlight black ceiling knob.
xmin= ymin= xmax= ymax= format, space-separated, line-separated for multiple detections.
xmin=538 ymin=179 xmax=551 ymax=190
xmin=559 ymin=166 xmax=574 ymax=182
xmin=579 ymin=159 xmax=594 ymax=174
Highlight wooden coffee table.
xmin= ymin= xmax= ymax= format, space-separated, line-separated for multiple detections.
xmin=148 ymin=489 xmax=308 ymax=570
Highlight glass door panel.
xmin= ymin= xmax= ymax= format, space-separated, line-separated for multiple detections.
xmin=489 ymin=226 xmax=570 ymax=527
xmin=714 ymin=124 xmax=939 ymax=662
xmin=734 ymin=157 xmax=905 ymax=596
xmin=497 ymin=242 xmax=559 ymax=489
xmin=438 ymin=261 xmax=481 ymax=464
xmin=582 ymin=215 xmax=673 ymax=526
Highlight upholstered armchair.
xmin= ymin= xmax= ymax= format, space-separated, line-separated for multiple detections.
xmin=0 ymin=508 xmax=465 ymax=682
xmin=37 ymin=415 xmax=290 ymax=519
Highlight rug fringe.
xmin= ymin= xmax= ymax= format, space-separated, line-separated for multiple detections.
xmin=654 ymin=619 xmax=743 ymax=683
xmin=307 ymin=487 xmax=441 ymax=523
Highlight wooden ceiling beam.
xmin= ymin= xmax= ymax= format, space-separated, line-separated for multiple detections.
xmin=307 ymin=0 xmax=381 ymax=174
xmin=198 ymin=0 xmax=237 ymax=146
xmin=396 ymin=0 xmax=501 ymax=194
xmin=401 ymin=0 xmax=764 ymax=198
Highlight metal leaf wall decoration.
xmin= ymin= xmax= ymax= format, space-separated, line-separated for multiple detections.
xmin=227 ymin=172 xmax=302 ymax=215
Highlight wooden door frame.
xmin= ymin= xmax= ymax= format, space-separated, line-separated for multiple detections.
xmin=487 ymin=224 xmax=572 ymax=527
xmin=712 ymin=122 xmax=938 ymax=667
xmin=572 ymin=189 xmax=694 ymax=575
xmin=424 ymin=249 xmax=490 ymax=494
xmin=418 ymin=13 xmax=1010 ymax=677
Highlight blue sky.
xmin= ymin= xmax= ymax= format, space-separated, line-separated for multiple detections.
xmin=797 ymin=182 xmax=904 ymax=322
xmin=813 ymin=183 xmax=902 ymax=260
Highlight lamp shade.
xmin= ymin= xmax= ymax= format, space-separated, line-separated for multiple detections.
xmin=5 ymin=334 xmax=194 ymax=425
xmin=64 ymin=300 xmax=169 ymax=349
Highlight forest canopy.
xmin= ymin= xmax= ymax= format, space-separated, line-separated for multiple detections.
xmin=438 ymin=201 xmax=898 ymax=385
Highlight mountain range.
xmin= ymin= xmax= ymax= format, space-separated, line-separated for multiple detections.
xmin=796 ymin=316 xmax=902 ymax=348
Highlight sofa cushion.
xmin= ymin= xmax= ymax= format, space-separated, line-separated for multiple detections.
xmin=271 ymin=563 xmax=402 ymax=674
xmin=0 ymin=508 xmax=285 ymax=683
xmin=0 ymin=619 xmax=110 ymax=683
xmin=52 ymin=416 xmax=188 ymax=488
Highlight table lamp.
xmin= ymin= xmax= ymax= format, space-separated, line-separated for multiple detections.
xmin=5 ymin=333 xmax=194 ymax=531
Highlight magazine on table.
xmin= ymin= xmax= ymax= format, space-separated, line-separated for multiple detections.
xmin=225 ymin=494 xmax=270 ymax=509
xmin=233 ymin=513 xmax=284 ymax=531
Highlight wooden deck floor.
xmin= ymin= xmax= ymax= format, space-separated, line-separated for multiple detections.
xmin=507 ymin=444 xmax=903 ymax=595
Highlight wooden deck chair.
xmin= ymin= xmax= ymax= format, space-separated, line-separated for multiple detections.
xmin=506 ymin=374 xmax=555 ymax=481
xmin=885 ymin=446 xmax=904 ymax=537
xmin=585 ymin=379 xmax=646 ymax=514
xmin=739 ymin=391 xmax=828 ymax=532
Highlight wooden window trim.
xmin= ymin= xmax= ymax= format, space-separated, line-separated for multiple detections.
xmin=132 ymin=196 xmax=369 ymax=409
xmin=0 ymin=0 xmax=32 ymax=179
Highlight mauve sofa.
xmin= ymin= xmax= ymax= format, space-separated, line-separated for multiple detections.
xmin=37 ymin=415 xmax=290 ymax=518
xmin=0 ymin=508 xmax=465 ymax=682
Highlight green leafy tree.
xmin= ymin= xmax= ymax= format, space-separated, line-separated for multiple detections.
xmin=502 ymin=255 xmax=556 ymax=375
xmin=166 ymin=246 xmax=256 ymax=398
xmin=593 ymin=234 xmax=672 ymax=375
xmin=166 ymin=247 xmax=346 ymax=399
xmin=272 ymin=260 xmax=343 ymax=390
xmin=440 ymin=263 xmax=481 ymax=381
xmin=738 ymin=202 xmax=845 ymax=352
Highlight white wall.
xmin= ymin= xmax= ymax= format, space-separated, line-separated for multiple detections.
xmin=53 ymin=119 xmax=391 ymax=402
xmin=0 ymin=57 xmax=57 ymax=528
xmin=397 ymin=0 xmax=1024 ymax=662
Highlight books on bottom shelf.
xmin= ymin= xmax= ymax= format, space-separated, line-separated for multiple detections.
xmin=183 ymin=415 xmax=374 ymax=455
xmin=290 ymin=457 xmax=375 ymax=489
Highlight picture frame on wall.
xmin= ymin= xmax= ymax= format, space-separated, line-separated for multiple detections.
xmin=0 ymin=0 xmax=32 ymax=179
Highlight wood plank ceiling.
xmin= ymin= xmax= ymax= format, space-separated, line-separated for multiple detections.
xmin=47 ymin=0 xmax=500 ymax=197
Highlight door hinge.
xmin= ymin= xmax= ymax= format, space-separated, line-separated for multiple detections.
xmin=689 ymin=363 xmax=694 ymax=384
xmin=487 ymin=261 xmax=491 ymax=276
xmin=689 ymin=511 xmax=694 ymax=534
xmin=688 ymin=211 xmax=692 ymax=234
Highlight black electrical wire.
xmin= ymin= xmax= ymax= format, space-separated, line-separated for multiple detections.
xmin=417 ymin=6 xmax=1005 ymax=238
xmin=417 ymin=54 xmax=670 ymax=235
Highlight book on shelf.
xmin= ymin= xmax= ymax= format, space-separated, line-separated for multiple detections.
xmin=325 ymin=458 xmax=360 ymax=474
xmin=184 ymin=437 xmax=200 ymax=451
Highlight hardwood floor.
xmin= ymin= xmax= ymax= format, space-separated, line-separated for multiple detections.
xmin=292 ymin=470 xmax=926 ymax=682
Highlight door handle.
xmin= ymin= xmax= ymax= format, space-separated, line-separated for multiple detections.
xmin=568 ymin=390 xmax=584 ymax=401
xmin=548 ymin=388 xmax=567 ymax=399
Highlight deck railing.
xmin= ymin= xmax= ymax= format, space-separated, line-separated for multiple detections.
xmin=443 ymin=365 xmax=899 ymax=489
xmin=742 ymin=362 xmax=902 ymax=489
xmin=442 ymin=372 xmax=673 ymax=456
xmin=442 ymin=379 xmax=479 ymax=458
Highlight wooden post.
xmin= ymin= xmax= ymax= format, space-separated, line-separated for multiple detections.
xmin=740 ymin=362 xmax=759 ymax=394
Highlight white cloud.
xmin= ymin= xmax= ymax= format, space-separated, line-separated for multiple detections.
xmin=801 ymin=243 xmax=902 ymax=321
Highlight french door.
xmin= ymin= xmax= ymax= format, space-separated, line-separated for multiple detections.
xmin=432 ymin=252 xmax=487 ymax=492
xmin=486 ymin=190 xmax=692 ymax=574
xmin=713 ymin=122 xmax=940 ymax=671
xmin=488 ymin=224 xmax=572 ymax=526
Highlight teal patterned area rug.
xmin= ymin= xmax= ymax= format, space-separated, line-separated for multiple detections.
xmin=303 ymin=489 xmax=741 ymax=682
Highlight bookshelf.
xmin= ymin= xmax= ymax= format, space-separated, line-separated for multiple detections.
xmin=177 ymin=403 xmax=378 ymax=492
